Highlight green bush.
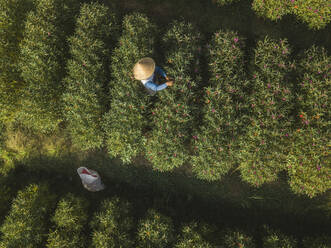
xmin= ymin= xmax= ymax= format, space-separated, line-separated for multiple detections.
xmin=136 ymin=208 xmax=175 ymax=248
xmin=90 ymin=197 xmax=135 ymax=248
xmin=102 ymin=12 xmax=157 ymax=163
xmin=62 ymin=2 xmax=119 ymax=150
xmin=262 ymin=225 xmax=297 ymax=248
xmin=251 ymin=0 xmax=331 ymax=30
xmin=221 ymin=229 xmax=256 ymax=248
xmin=302 ymin=235 xmax=331 ymax=248
xmin=0 ymin=183 xmax=56 ymax=248
xmin=174 ymin=222 xmax=215 ymax=248
xmin=145 ymin=20 xmax=202 ymax=171
xmin=16 ymin=0 xmax=79 ymax=134
xmin=0 ymin=0 xmax=35 ymax=123
xmin=191 ymin=30 xmax=247 ymax=181
xmin=46 ymin=193 xmax=89 ymax=248
xmin=287 ymin=45 xmax=330 ymax=198
xmin=238 ymin=36 xmax=295 ymax=187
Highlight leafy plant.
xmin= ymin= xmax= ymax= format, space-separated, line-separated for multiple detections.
xmin=16 ymin=0 xmax=79 ymax=134
xmin=191 ymin=29 xmax=247 ymax=181
xmin=238 ymin=36 xmax=295 ymax=187
xmin=90 ymin=197 xmax=135 ymax=248
xmin=287 ymin=45 xmax=330 ymax=198
xmin=62 ymin=1 xmax=119 ymax=150
xmin=0 ymin=183 xmax=56 ymax=248
xmin=221 ymin=228 xmax=256 ymax=248
xmin=0 ymin=0 xmax=35 ymax=123
xmin=262 ymin=225 xmax=297 ymax=248
xmin=136 ymin=208 xmax=175 ymax=248
xmin=46 ymin=193 xmax=89 ymax=248
xmin=145 ymin=20 xmax=202 ymax=171
xmin=251 ymin=0 xmax=331 ymax=30
xmin=174 ymin=222 xmax=215 ymax=248
xmin=102 ymin=12 xmax=157 ymax=163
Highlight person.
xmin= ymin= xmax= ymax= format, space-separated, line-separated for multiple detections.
xmin=133 ymin=57 xmax=173 ymax=95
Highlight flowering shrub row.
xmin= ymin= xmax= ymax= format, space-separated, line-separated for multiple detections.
xmin=0 ymin=0 xmax=35 ymax=123
xmin=190 ymin=30 xmax=247 ymax=181
xmin=0 ymin=184 xmax=56 ymax=247
xmin=136 ymin=208 xmax=175 ymax=247
xmin=251 ymin=0 xmax=331 ymax=30
xmin=174 ymin=222 xmax=214 ymax=248
xmin=145 ymin=21 xmax=202 ymax=171
xmin=102 ymin=12 xmax=157 ymax=163
xmin=46 ymin=193 xmax=89 ymax=248
xmin=90 ymin=197 xmax=135 ymax=248
xmin=262 ymin=225 xmax=297 ymax=247
xmin=16 ymin=0 xmax=79 ymax=134
xmin=62 ymin=2 xmax=118 ymax=150
xmin=286 ymin=45 xmax=330 ymax=198
xmin=1 ymin=190 xmax=330 ymax=246
xmin=221 ymin=229 xmax=256 ymax=248
xmin=238 ymin=36 xmax=295 ymax=187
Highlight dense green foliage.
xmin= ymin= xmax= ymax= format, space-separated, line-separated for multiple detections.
xmin=0 ymin=0 xmax=35 ymax=122
xmin=136 ymin=208 xmax=175 ymax=247
xmin=251 ymin=0 xmax=330 ymax=30
xmin=191 ymin=30 xmax=246 ymax=181
xmin=0 ymin=0 xmax=330 ymax=198
xmin=16 ymin=0 xmax=79 ymax=134
xmin=145 ymin=20 xmax=202 ymax=171
xmin=62 ymin=2 xmax=118 ymax=150
xmin=46 ymin=193 xmax=89 ymax=248
xmin=287 ymin=45 xmax=331 ymax=198
xmin=262 ymin=225 xmax=297 ymax=248
xmin=0 ymin=184 xmax=56 ymax=248
xmin=102 ymin=12 xmax=157 ymax=163
xmin=174 ymin=222 xmax=215 ymax=248
xmin=238 ymin=36 xmax=295 ymax=187
xmin=221 ymin=229 xmax=256 ymax=248
xmin=90 ymin=197 xmax=135 ymax=248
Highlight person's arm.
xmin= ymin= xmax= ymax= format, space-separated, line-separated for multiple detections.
xmin=145 ymin=80 xmax=168 ymax=91
xmin=155 ymin=66 xmax=167 ymax=78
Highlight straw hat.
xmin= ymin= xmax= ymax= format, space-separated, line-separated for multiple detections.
xmin=133 ymin=57 xmax=155 ymax=80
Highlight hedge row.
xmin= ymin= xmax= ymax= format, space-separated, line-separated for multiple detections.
xmin=0 ymin=3 xmax=329 ymax=197
xmin=90 ymin=197 xmax=135 ymax=248
xmin=0 ymin=0 xmax=35 ymax=123
xmin=0 ymin=184 xmax=56 ymax=247
xmin=287 ymin=45 xmax=331 ymax=198
xmin=238 ymin=37 xmax=295 ymax=187
xmin=215 ymin=0 xmax=331 ymax=30
xmin=62 ymin=2 xmax=118 ymax=150
xmin=16 ymin=0 xmax=79 ymax=134
xmin=2 ymin=190 xmax=329 ymax=247
xmin=46 ymin=193 xmax=89 ymax=248
xmin=102 ymin=12 xmax=157 ymax=163
xmin=191 ymin=30 xmax=247 ymax=181
xmin=145 ymin=20 xmax=202 ymax=171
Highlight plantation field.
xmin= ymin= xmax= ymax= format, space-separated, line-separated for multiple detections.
xmin=0 ymin=0 xmax=330 ymax=247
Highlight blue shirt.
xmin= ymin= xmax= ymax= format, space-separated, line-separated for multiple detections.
xmin=141 ymin=66 xmax=168 ymax=92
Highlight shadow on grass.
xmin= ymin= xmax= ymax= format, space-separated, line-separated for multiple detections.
xmin=2 ymin=150 xmax=330 ymax=241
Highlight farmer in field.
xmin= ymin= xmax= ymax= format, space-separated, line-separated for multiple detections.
xmin=133 ymin=57 xmax=173 ymax=95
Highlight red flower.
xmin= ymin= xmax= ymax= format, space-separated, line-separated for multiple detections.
xmin=299 ymin=114 xmax=303 ymax=118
